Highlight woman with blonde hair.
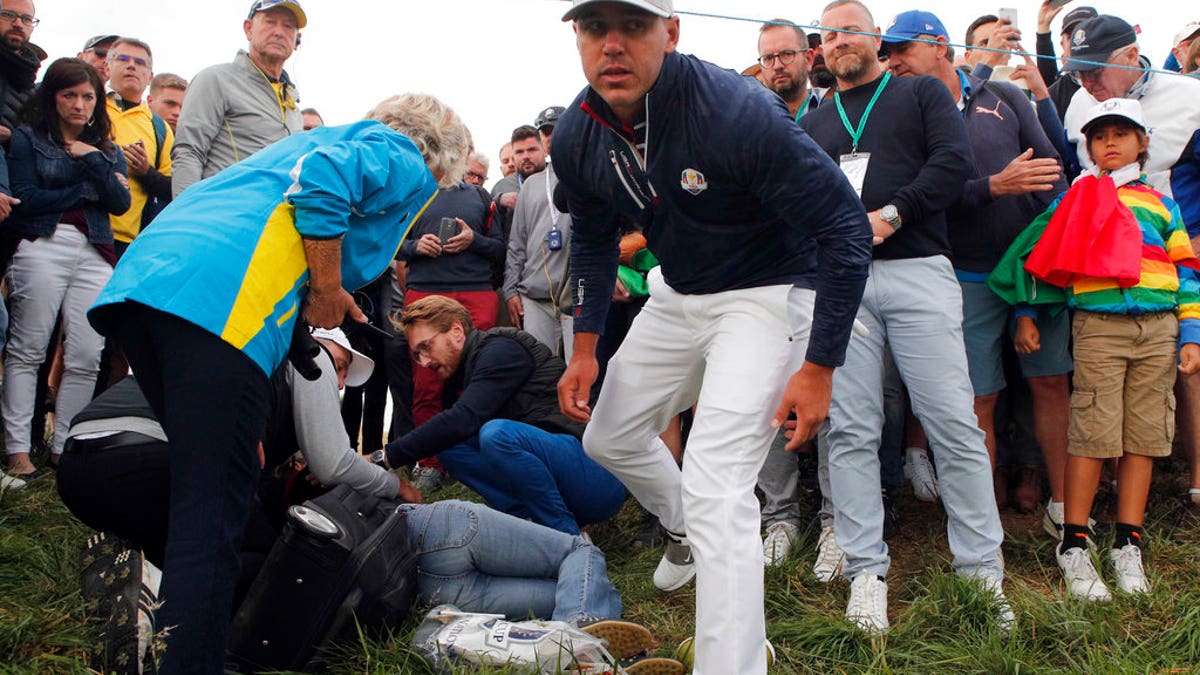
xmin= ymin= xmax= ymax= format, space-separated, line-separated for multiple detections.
xmin=86 ymin=93 xmax=468 ymax=673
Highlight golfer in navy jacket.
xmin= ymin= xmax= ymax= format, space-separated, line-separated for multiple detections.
xmin=552 ymin=1 xmax=872 ymax=672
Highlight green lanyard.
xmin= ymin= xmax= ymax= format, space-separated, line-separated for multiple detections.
xmin=834 ymin=72 xmax=891 ymax=154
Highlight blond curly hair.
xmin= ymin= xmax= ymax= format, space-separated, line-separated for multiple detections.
xmin=365 ymin=94 xmax=469 ymax=187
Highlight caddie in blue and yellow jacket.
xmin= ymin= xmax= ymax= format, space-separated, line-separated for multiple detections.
xmin=82 ymin=94 xmax=467 ymax=675
xmin=91 ymin=119 xmax=438 ymax=375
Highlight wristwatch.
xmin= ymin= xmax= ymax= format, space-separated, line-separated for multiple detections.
xmin=369 ymin=449 xmax=391 ymax=470
xmin=880 ymin=204 xmax=902 ymax=231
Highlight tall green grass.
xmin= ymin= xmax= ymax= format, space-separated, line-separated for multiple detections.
xmin=3 ymin=458 xmax=1200 ymax=674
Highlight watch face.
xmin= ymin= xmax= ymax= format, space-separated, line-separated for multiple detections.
xmin=881 ymin=205 xmax=898 ymax=220
xmin=370 ymin=450 xmax=387 ymax=465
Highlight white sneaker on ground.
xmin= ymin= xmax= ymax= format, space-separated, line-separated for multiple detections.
xmin=1109 ymin=544 xmax=1150 ymax=595
xmin=763 ymin=521 xmax=800 ymax=567
xmin=904 ymin=447 xmax=938 ymax=502
xmin=1056 ymin=543 xmax=1112 ymax=602
xmin=812 ymin=526 xmax=845 ymax=583
xmin=977 ymin=576 xmax=1015 ymax=633
xmin=846 ymin=574 xmax=889 ymax=634
xmin=1042 ymin=501 xmax=1097 ymax=540
xmin=653 ymin=537 xmax=695 ymax=592
xmin=0 ymin=471 xmax=26 ymax=492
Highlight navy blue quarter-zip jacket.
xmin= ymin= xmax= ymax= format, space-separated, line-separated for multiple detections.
xmin=552 ymin=51 xmax=873 ymax=369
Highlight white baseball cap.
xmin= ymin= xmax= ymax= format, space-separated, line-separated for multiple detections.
xmin=562 ymin=0 xmax=673 ymax=22
xmin=310 ymin=328 xmax=374 ymax=387
xmin=1080 ymin=97 xmax=1147 ymax=135
xmin=1173 ymin=22 xmax=1200 ymax=47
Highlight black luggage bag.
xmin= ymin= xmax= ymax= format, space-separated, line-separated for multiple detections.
xmin=226 ymin=484 xmax=417 ymax=672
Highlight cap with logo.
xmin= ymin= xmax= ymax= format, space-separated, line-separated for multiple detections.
xmin=1063 ymin=15 xmax=1136 ymax=72
xmin=1060 ymin=6 xmax=1098 ymax=36
xmin=82 ymin=35 xmax=119 ymax=52
xmin=310 ymin=328 xmax=374 ymax=387
xmin=246 ymin=0 xmax=307 ymax=29
xmin=882 ymin=10 xmax=949 ymax=43
xmin=562 ymin=0 xmax=673 ymax=22
xmin=535 ymin=106 xmax=566 ymax=131
xmin=1080 ymin=97 xmax=1146 ymax=135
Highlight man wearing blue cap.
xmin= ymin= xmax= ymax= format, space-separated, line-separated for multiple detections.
xmin=172 ymin=0 xmax=306 ymax=196
xmin=802 ymin=0 xmax=1009 ymax=634
xmin=885 ymin=8 xmax=1073 ymax=540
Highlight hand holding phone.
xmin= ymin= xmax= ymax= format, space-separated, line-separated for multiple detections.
xmin=437 ymin=217 xmax=458 ymax=246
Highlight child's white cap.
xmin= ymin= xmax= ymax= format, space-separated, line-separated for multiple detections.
xmin=1081 ymin=98 xmax=1147 ymax=136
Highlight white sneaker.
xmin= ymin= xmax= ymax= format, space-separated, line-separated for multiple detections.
xmin=977 ymin=576 xmax=1015 ymax=633
xmin=653 ymin=537 xmax=695 ymax=591
xmin=846 ymin=574 xmax=889 ymax=634
xmin=763 ymin=521 xmax=800 ymax=567
xmin=1042 ymin=501 xmax=1097 ymax=541
xmin=1109 ymin=544 xmax=1150 ymax=595
xmin=0 ymin=471 xmax=26 ymax=492
xmin=812 ymin=526 xmax=845 ymax=583
xmin=904 ymin=447 xmax=938 ymax=502
xmin=1056 ymin=543 xmax=1112 ymax=602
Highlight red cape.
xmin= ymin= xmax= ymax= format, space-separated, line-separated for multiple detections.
xmin=1025 ymin=175 xmax=1142 ymax=288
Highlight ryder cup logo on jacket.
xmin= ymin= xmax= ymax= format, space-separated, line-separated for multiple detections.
xmin=681 ymin=168 xmax=708 ymax=195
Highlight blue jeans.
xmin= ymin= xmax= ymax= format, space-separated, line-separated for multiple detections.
xmin=402 ymin=500 xmax=621 ymax=623
xmin=437 ymin=420 xmax=626 ymax=535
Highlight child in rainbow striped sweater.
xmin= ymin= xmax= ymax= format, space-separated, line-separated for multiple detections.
xmin=990 ymin=98 xmax=1200 ymax=601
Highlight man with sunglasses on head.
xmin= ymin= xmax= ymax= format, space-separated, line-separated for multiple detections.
xmin=106 ymin=38 xmax=173 ymax=253
xmin=77 ymin=34 xmax=116 ymax=82
xmin=172 ymin=0 xmax=305 ymax=196
xmin=0 ymin=0 xmax=43 ymax=149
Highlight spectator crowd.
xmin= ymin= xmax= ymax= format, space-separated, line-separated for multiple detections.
xmin=2 ymin=0 xmax=1200 ymax=673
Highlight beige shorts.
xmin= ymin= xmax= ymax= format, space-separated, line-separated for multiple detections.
xmin=1068 ymin=311 xmax=1178 ymax=459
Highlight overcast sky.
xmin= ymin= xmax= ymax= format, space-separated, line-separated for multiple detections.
xmin=29 ymin=0 xmax=1187 ymax=191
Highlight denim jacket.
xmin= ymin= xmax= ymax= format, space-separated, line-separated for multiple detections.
xmin=4 ymin=125 xmax=130 ymax=244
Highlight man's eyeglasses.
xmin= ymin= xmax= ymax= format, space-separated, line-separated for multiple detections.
xmin=0 ymin=10 xmax=39 ymax=26
xmin=465 ymin=171 xmax=488 ymax=184
xmin=92 ymin=48 xmax=109 ymax=58
xmin=412 ymin=332 xmax=445 ymax=359
xmin=758 ymin=49 xmax=803 ymax=68
xmin=113 ymin=53 xmax=150 ymax=68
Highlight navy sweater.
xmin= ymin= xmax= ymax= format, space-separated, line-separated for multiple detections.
xmin=801 ymin=73 xmax=971 ymax=261
xmin=553 ymin=51 xmax=872 ymax=369
xmin=948 ymin=74 xmax=1066 ymax=274
xmin=398 ymin=182 xmax=504 ymax=292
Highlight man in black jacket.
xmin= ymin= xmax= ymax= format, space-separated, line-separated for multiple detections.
xmin=381 ymin=295 xmax=627 ymax=536
xmin=0 ymin=0 xmax=43 ymax=148
xmin=801 ymin=1 xmax=1008 ymax=635
xmin=553 ymin=1 xmax=872 ymax=672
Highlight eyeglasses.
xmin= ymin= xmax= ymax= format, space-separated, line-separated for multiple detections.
xmin=113 ymin=53 xmax=150 ymax=68
xmin=0 ymin=10 xmax=39 ymax=26
xmin=758 ymin=49 xmax=803 ymax=68
xmin=92 ymin=48 xmax=109 ymax=58
xmin=411 ymin=332 xmax=445 ymax=360
xmin=465 ymin=171 xmax=488 ymax=183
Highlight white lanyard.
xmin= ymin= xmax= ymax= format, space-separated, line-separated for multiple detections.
xmin=545 ymin=163 xmax=560 ymax=228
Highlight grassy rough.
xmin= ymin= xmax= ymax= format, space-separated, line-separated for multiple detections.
xmin=3 ymin=457 xmax=1200 ymax=674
